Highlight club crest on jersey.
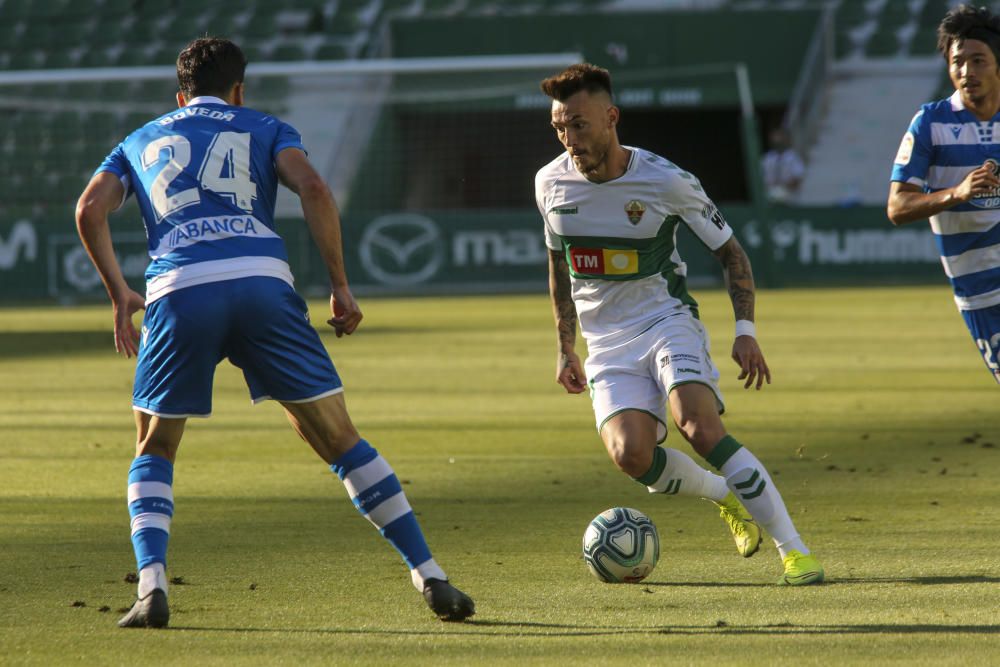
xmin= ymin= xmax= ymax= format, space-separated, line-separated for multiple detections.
xmin=624 ymin=200 xmax=645 ymax=225
xmin=971 ymin=158 xmax=1000 ymax=209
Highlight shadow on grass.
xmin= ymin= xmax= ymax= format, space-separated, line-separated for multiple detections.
xmin=643 ymin=581 xmax=773 ymax=588
xmin=642 ymin=575 xmax=1000 ymax=588
xmin=0 ymin=327 xmax=444 ymax=360
xmin=0 ymin=331 xmax=113 ymax=359
xmin=830 ymin=575 xmax=1000 ymax=585
xmin=167 ymin=620 xmax=1000 ymax=637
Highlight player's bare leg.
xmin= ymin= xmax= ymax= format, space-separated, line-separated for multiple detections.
xmin=119 ymin=413 xmax=185 ymax=628
xmin=670 ymin=383 xmax=823 ymax=584
xmin=282 ymin=393 xmax=474 ymax=620
xmin=601 ymin=409 xmax=759 ymax=556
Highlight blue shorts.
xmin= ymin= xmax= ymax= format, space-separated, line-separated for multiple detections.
xmin=961 ymin=304 xmax=1000 ymax=385
xmin=133 ymin=277 xmax=343 ymax=417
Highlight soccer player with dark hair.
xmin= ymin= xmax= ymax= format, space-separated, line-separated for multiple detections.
xmin=536 ymin=63 xmax=824 ymax=585
xmin=75 ymin=37 xmax=474 ymax=627
xmin=888 ymin=4 xmax=1000 ymax=384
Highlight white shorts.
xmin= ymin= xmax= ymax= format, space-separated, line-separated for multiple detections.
xmin=585 ymin=311 xmax=724 ymax=443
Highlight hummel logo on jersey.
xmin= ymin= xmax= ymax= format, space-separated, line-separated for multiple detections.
xmin=569 ymin=247 xmax=638 ymax=275
xmin=624 ymin=200 xmax=645 ymax=225
xmin=551 ymin=206 xmax=578 ymax=215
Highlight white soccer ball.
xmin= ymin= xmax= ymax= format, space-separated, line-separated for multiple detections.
xmin=582 ymin=507 xmax=660 ymax=584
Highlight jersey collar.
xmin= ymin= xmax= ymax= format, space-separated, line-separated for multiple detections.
xmin=185 ymin=95 xmax=228 ymax=106
xmin=950 ymin=90 xmax=965 ymax=112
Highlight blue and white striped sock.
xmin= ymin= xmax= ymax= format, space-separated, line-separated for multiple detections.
xmin=331 ymin=439 xmax=447 ymax=591
xmin=127 ymin=455 xmax=173 ymax=597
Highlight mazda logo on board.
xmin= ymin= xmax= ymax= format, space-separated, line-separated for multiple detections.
xmin=358 ymin=214 xmax=444 ymax=286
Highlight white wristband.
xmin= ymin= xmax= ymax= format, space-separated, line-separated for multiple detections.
xmin=735 ymin=320 xmax=756 ymax=339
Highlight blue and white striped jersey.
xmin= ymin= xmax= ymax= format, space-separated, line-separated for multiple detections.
xmin=96 ymin=96 xmax=303 ymax=303
xmin=892 ymin=90 xmax=1000 ymax=311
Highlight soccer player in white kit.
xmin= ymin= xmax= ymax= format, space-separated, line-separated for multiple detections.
xmin=536 ymin=63 xmax=824 ymax=585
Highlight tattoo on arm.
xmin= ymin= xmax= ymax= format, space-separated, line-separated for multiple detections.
xmin=548 ymin=249 xmax=577 ymax=353
xmin=714 ymin=238 xmax=755 ymax=322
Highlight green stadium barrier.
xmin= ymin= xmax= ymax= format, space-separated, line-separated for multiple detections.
xmin=390 ymin=9 xmax=823 ymax=107
xmin=331 ymin=205 xmax=942 ymax=293
xmin=0 ymin=205 xmax=942 ymax=303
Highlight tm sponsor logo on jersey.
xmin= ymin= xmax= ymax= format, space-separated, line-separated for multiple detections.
xmin=152 ymin=215 xmax=278 ymax=257
xmin=971 ymin=159 xmax=1000 ymax=209
xmin=569 ymin=247 xmax=638 ymax=275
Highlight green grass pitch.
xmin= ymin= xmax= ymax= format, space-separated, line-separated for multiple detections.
xmin=1 ymin=286 xmax=997 ymax=665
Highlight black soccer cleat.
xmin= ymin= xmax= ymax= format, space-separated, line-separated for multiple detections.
xmin=117 ymin=589 xmax=170 ymax=628
xmin=422 ymin=578 xmax=475 ymax=622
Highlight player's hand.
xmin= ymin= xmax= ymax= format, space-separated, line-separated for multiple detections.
xmin=953 ymin=163 xmax=1000 ymax=202
xmin=557 ymin=351 xmax=587 ymax=394
xmin=732 ymin=335 xmax=770 ymax=390
xmin=328 ymin=286 xmax=362 ymax=337
xmin=111 ymin=288 xmax=146 ymax=358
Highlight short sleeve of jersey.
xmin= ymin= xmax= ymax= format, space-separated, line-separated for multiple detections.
xmin=273 ymin=121 xmax=305 ymax=160
xmin=535 ymin=170 xmax=561 ymax=251
xmin=664 ymin=171 xmax=733 ymax=251
xmin=94 ymin=143 xmax=133 ymax=207
xmin=890 ymin=109 xmax=932 ymax=187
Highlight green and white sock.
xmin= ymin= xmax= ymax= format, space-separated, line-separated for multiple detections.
xmin=707 ymin=435 xmax=808 ymax=558
xmin=635 ymin=446 xmax=729 ymax=501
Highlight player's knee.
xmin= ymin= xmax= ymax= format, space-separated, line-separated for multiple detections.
xmin=603 ymin=437 xmax=651 ymax=477
xmin=675 ymin=416 xmax=725 ymax=457
xmin=136 ymin=434 xmax=179 ymax=461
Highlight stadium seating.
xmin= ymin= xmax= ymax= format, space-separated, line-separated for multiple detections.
xmin=0 ymin=0 xmax=948 ymax=71
xmin=0 ymin=0 xmax=956 ymax=218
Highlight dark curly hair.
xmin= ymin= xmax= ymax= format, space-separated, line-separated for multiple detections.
xmin=176 ymin=37 xmax=247 ymax=99
xmin=540 ymin=63 xmax=613 ymax=102
xmin=937 ymin=4 xmax=1000 ymax=64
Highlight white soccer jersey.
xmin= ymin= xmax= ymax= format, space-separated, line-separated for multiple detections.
xmin=536 ymin=146 xmax=733 ymax=351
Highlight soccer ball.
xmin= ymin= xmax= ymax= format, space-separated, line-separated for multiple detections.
xmin=582 ymin=507 xmax=659 ymax=584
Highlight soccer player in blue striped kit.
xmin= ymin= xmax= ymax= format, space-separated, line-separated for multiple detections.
xmin=75 ymin=37 xmax=473 ymax=627
xmin=889 ymin=4 xmax=1000 ymax=384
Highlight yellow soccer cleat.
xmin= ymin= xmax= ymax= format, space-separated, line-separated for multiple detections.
xmin=778 ymin=550 xmax=825 ymax=586
xmin=714 ymin=492 xmax=762 ymax=558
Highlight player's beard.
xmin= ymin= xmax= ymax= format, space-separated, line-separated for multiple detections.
xmin=574 ymin=140 xmax=611 ymax=179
